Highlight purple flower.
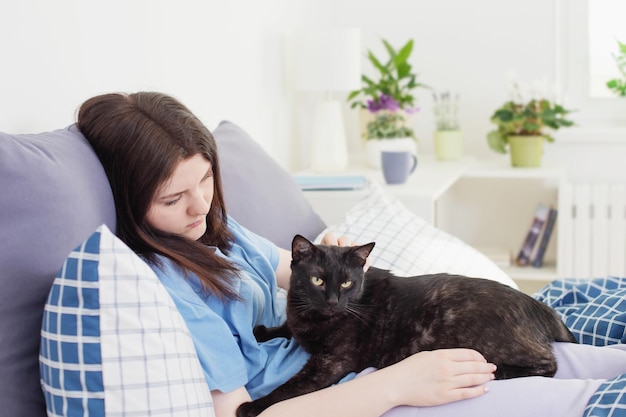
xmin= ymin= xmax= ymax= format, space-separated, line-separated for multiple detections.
xmin=404 ymin=106 xmax=420 ymax=114
xmin=366 ymin=99 xmax=382 ymax=112
xmin=379 ymin=95 xmax=400 ymax=111
xmin=367 ymin=94 xmax=400 ymax=113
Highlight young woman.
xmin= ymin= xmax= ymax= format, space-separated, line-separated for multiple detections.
xmin=77 ymin=91 xmax=626 ymax=417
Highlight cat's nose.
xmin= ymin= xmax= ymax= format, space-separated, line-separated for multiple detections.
xmin=327 ymin=295 xmax=338 ymax=307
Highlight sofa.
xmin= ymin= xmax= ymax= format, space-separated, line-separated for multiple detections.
xmin=9 ymin=119 xmax=617 ymax=416
xmin=0 ymin=121 xmax=327 ymax=417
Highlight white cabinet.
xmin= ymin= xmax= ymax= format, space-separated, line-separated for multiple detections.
xmin=298 ymin=156 xmax=474 ymax=225
xmin=435 ymin=159 xmax=566 ymax=289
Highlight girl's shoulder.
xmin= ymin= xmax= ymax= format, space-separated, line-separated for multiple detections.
xmin=148 ymin=255 xmax=216 ymax=306
xmin=227 ymin=216 xmax=277 ymax=258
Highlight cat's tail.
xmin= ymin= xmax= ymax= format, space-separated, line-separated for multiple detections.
xmin=536 ymin=302 xmax=577 ymax=343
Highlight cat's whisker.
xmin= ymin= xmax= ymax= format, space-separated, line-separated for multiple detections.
xmin=289 ymin=297 xmax=318 ymax=315
xmin=345 ymin=303 xmax=375 ymax=327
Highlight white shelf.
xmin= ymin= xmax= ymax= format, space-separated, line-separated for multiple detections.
xmin=438 ymin=157 xmax=564 ymax=284
xmin=465 ymin=158 xmax=567 ymax=180
xmin=502 ymin=262 xmax=557 ymax=282
xmin=339 ymin=155 xmax=475 ymax=200
xmin=296 ymin=155 xmax=475 ymax=225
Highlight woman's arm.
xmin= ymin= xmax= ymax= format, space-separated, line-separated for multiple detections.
xmin=212 ymin=349 xmax=495 ymax=417
xmin=274 ymin=248 xmax=292 ymax=290
xmin=212 ymin=387 xmax=252 ymax=417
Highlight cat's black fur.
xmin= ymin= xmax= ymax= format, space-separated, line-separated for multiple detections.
xmin=236 ymin=235 xmax=575 ymax=417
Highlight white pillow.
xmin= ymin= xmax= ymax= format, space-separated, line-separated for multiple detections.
xmin=39 ymin=225 xmax=216 ymax=416
xmin=316 ymin=182 xmax=518 ymax=289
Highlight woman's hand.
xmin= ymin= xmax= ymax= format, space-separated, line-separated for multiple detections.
xmin=319 ymin=231 xmax=351 ymax=246
xmin=320 ymin=232 xmax=371 ymax=271
xmin=378 ymin=349 xmax=496 ymax=407
xmin=255 ymin=348 xmax=495 ymax=417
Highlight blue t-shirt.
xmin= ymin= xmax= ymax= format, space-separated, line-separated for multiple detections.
xmin=150 ymin=217 xmax=310 ymax=399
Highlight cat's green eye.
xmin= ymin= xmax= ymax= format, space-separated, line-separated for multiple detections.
xmin=310 ymin=276 xmax=324 ymax=286
xmin=341 ymin=281 xmax=353 ymax=289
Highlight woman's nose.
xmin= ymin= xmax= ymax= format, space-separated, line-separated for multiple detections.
xmin=189 ymin=191 xmax=210 ymax=215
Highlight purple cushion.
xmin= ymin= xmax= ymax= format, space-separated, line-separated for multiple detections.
xmin=214 ymin=121 xmax=326 ymax=248
xmin=0 ymin=126 xmax=116 ymax=417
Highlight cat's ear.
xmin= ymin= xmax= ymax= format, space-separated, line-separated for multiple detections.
xmin=292 ymin=234 xmax=316 ymax=262
xmin=351 ymin=242 xmax=375 ymax=266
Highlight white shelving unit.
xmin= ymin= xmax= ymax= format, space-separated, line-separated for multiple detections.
xmin=298 ymin=155 xmax=474 ymax=226
xmin=297 ymin=155 xmax=567 ymax=290
xmin=436 ymin=158 xmax=567 ymax=286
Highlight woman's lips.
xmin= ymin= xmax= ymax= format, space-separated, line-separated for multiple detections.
xmin=188 ymin=219 xmax=204 ymax=229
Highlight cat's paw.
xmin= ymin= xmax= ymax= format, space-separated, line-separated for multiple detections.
xmin=253 ymin=325 xmax=271 ymax=342
xmin=236 ymin=401 xmax=265 ymax=417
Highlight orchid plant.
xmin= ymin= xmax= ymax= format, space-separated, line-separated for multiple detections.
xmin=487 ymin=74 xmax=574 ymax=154
xmin=347 ymin=38 xmax=427 ymax=140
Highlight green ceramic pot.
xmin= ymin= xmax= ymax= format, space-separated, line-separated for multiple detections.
xmin=434 ymin=130 xmax=463 ymax=161
xmin=508 ymin=135 xmax=544 ymax=167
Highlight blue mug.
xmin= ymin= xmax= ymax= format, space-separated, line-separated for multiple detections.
xmin=381 ymin=151 xmax=417 ymax=184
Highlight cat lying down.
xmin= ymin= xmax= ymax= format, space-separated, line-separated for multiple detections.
xmin=236 ymin=235 xmax=576 ymax=417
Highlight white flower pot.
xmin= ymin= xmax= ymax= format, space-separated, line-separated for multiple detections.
xmin=365 ymin=137 xmax=417 ymax=168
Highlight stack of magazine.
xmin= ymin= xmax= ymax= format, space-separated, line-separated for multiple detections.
xmin=292 ymin=175 xmax=369 ymax=191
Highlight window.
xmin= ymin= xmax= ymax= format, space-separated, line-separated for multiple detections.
xmin=558 ymin=0 xmax=626 ymax=126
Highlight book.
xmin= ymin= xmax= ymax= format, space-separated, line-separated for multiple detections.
xmin=532 ymin=207 xmax=558 ymax=268
xmin=293 ymin=175 xmax=369 ymax=191
xmin=516 ymin=204 xmax=550 ymax=267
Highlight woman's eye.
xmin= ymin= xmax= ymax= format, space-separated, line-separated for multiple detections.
xmin=164 ymin=196 xmax=182 ymax=206
xmin=310 ymin=276 xmax=324 ymax=286
xmin=201 ymin=170 xmax=213 ymax=182
xmin=340 ymin=281 xmax=353 ymax=289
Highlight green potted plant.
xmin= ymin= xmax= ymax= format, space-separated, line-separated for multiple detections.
xmin=487 ymin=77 xmax=574 ymax=167
xmin=433 ymin=91 xmax=462 ymax=161
xmin=347 ymin=38 xmax=427 ymax=167
xmin=607 ymin=39 xmax=626 ymax=96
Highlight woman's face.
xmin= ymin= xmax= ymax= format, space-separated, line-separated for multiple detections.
xmin=146 ymin=154 xmax=214 ymax=241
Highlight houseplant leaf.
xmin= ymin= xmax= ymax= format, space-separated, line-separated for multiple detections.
xmin=487 ymin=131 xmax=507 ymax=153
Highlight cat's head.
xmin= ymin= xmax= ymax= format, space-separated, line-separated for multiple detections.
xmin=288 ymin=235 xmax=375 ymax=316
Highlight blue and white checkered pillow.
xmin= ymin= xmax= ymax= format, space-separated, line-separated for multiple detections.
xmin=317 ymin=182 xmax=517 ymax=289
xmin=39 ymin=225 xmax=215 ymax=417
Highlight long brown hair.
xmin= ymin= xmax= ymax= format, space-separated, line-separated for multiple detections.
xmin=77 ymin=92 xmax=239 ymax=300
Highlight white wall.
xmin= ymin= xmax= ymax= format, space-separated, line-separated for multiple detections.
xmin=0 ymin=0 xmax=299 ymax=166
xmin=291 ymin=0 xmax=560 ymax=165
xmin=2 ymin=0 xmax=609 ymax=171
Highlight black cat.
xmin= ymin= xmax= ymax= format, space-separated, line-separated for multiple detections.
xmin=236 ymin=235 xmax=575 ymax=417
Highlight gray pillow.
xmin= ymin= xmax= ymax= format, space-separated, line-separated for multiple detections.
xmin=0 ymin=126 xmax=116 ymax=417
xmin=214 ymin=121 xmax=326 ymax=248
